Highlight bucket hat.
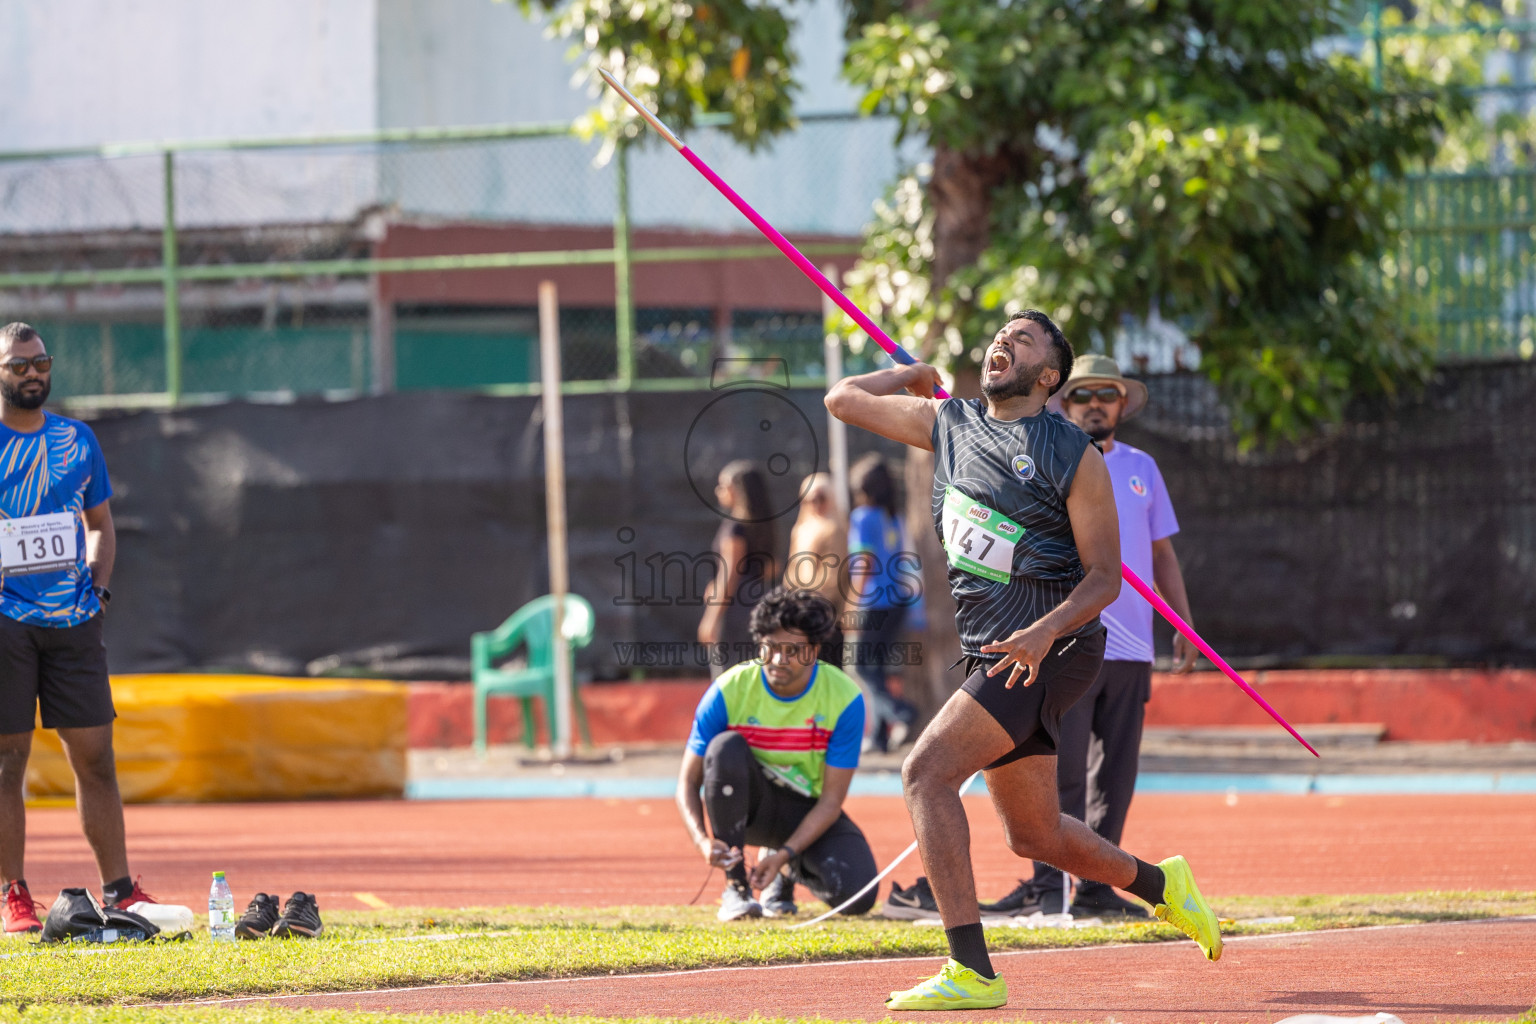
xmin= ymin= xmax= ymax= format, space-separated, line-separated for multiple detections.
xmin=1049 ymin=353 xmax=1148 ymax=420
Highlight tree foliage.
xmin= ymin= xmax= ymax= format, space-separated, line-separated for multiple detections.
xmin=1366 ymin=0 xmax=1536 ymax=172
xmin=519 ymin=0 xmax=1470 ymax=441
xmin=841 ymin=0 xmax=1461 ymax=440
xmin=512 ymin=0 xmax=800 ymax=149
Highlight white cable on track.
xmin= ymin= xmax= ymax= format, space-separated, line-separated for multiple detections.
xmin=790 ymin=770 xmax=981 ymax=930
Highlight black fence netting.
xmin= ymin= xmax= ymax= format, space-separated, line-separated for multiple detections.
xmin=90 ymin=386 xmax=904 ymax=678
xmin=1117 ymin=359 xmax=1536 ymax=665
xmin=86 ymin=360 xmax=1535 ymax=678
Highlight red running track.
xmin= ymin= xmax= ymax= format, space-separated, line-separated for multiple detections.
xmin=200 ymin=918 xmax=1536 ymax=1022
xmin=20 ymin=794 xmax=1536 ymax=911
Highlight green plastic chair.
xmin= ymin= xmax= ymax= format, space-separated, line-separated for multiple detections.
xmin=471 ymin=593 xmax=595 ymax=756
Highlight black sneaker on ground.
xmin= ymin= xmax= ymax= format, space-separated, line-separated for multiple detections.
xmin=271 ymin=892 xmax=323 ymax=938
xmin=235 ymin=893 xmax=281 ymax=939
xmin=1069 ymin=882 xmax=1150 ymax=919
xmin=761 ymin=870 xmax=797 ymax=918
xmin=979 ymin=874 xmax=1065 ymax=916
xmin=880 ymin=877 xmax=941 ymax=920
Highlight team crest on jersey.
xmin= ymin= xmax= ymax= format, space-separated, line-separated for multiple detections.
xmin=1012 ymin=454 xmax=1036 ymax=481
xmin=1129 ymin=475 xmax=1147 ymax=497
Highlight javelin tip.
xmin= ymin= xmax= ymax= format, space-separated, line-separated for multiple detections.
xmin=596 ymin=66 xmax=685 ymax=151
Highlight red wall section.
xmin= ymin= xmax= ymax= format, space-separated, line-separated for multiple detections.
xmin=409 ymin=680 xmax=710 ymax=749
xmin=410 ymin=670 xmax=1536 ymax=748
xmin=376 ymin=222 xmax=857 ymax=311
xmin=1145 ymin=669 xmax=1536 ymax=743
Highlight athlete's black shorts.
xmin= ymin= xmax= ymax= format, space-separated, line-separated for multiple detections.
xmin=0 ymin=612 xmax=115 ymax=734
xmin=959 ymin=627 xmax=1106 ymax=769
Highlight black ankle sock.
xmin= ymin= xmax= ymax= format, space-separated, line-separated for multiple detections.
xmin=1127 ymin=859 xmax=1165 ymax=907
xmin=102 ymin=876 xmax=134 ymax=904
xmin=944 ymin=923 xmax=995 ymax=978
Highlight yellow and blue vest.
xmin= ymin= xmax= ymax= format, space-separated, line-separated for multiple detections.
xmin=687 ymin=661 xmax=865 ymax=797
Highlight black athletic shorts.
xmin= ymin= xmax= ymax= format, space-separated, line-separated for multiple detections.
xmin=0 ymin=612 xmax=114 ymax=734
xmin=959 ymin=627 xmax=1106 ymax=769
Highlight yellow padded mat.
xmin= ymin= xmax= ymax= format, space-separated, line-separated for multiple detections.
xmin=27 ymin=675 xmax=407 ymax=803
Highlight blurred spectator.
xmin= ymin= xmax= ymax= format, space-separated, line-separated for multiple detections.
xmin=699 ymin=460 xmax=778 ymax=674
xmin=788 ymin=472 xmax=847 ymax=665
xmin=847 ymin=453 xmax=917 ymax=752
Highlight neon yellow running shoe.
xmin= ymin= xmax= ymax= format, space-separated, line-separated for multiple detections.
xmin=1154 ymin=855 xmax=1222 ymax=961
xmin=885 ymin=958 xmax=1007 ymax=1011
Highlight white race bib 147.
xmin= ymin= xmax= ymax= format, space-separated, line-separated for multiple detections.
xmin=942 ymin=487 xmax=1022 ymax=583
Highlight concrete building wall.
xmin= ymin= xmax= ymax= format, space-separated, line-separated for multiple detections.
xmin=0 ymin=0 xmax=377 ymax=146
xmin=0 ymin=0 xmax=380 ymax=231
xmin=374 ymin=0 xmax=910 ymax=235
xmin=0 ymin=0 xmax=909 ymax=237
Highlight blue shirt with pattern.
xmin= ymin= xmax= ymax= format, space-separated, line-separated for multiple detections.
xmin=0 ymin=412 xmax=113 ymax=626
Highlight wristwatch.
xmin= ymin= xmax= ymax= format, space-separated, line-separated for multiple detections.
xmin=93 ymin=585 xmax=112 ymax=606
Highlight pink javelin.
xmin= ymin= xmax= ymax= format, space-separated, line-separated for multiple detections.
xmin=599 ymin=69 xmax=1318 ymax=757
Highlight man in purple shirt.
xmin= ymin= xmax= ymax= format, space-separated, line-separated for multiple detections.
xmin=985 ymin=354 xmax=1197 ymax=919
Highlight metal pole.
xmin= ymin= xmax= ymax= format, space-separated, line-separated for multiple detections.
xmin=1370 ymin=0 xmax=1384 ymax=91
xmin=0 ymin=241 xmax=860 ymax=291
xmin=161 ymin=151 xmax=182 ymax=406
xmin=539 ymin=281 xmax=574 ymax=758
xmin=822 ymin=265 xmax=850 ymax=521
xmin=369 ymin=272 xmax=395 ymax=394
xmin=614 ymin=137 xmax=635 ymax=388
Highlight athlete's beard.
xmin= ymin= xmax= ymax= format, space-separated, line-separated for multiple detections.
xmin=981 ymin=357 xmax=1047 ymax=401
xmin=1 ymin=376 xmax=48 ymax=410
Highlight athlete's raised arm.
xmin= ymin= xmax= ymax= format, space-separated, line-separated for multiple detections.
xmin=825 ymin=363 xmax=944 ymax=451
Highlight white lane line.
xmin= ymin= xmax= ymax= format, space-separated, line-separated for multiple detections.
xmin=162 ymin=915 xmax=1536 ymax=1008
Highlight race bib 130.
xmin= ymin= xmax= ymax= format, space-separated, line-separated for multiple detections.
xmin=0 ymin=512 xmax=78 ymax=576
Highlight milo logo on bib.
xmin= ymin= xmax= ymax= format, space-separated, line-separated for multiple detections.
xmin=942 ymin=487 xmax=1023 ymax=583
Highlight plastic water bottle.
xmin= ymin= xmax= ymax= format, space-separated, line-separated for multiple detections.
xmin=207 ymin=871 xmax=235 ymax=942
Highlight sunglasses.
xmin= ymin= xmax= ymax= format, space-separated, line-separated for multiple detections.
xmin=2 ymin=356 xmax=52 ymax=376
xmin=1066 ymin=386 xmax=1122 ymax=405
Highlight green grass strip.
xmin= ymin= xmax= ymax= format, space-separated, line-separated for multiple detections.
xmin=0 ymin=1007 xmax=1533 ymax=1024
xmin=0 ymin=891 xmax=1531 ymax=1009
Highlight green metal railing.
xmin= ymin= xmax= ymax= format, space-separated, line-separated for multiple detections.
xmin=0 ymin=118 xmax=861 ymax=406
xmin=1401 ymin=170 xmax=1536 ymax=360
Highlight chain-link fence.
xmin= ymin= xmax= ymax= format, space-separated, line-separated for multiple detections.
xmin=0 ymin=116 xmax=915 ymax=406
xmin=0 ymin=109 xmax=1531 ymax=408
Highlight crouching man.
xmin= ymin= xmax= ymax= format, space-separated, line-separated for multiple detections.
xmin=676 ymin=586 xmax=878 ymax=921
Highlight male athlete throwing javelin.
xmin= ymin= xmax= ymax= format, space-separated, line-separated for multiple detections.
xmin=825 ymin=310 xmax=1221 ymax=1010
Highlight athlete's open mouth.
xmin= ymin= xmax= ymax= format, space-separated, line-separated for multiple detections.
xmin=986 ymin=348 xmax=1011 ymax=376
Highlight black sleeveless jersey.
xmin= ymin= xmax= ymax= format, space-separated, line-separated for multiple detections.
xmin=930 ymin=398 xmax=1103 ymax=656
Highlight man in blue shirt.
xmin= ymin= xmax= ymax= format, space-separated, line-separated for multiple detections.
xmin=0 ymin=323 xmax=153 ymax=934
xmin=846 ymin=453 xmax=919 ymax=751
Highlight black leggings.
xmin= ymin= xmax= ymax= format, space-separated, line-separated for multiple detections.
xmin=703 ymin=730 xmax=878 ymax=914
